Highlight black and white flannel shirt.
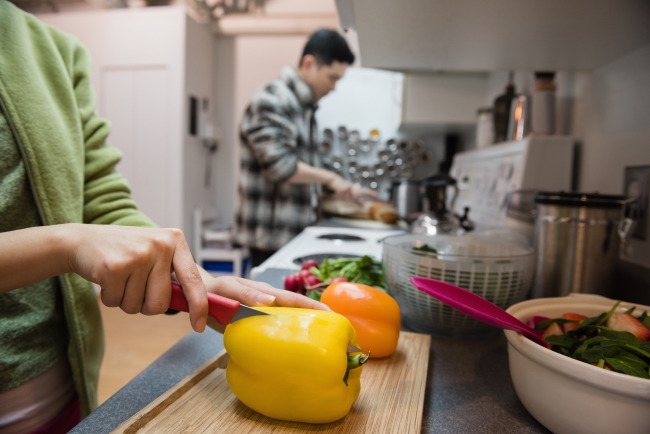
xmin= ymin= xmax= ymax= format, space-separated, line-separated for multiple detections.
xmin=233 ymin=66 xmax=321 ymax=251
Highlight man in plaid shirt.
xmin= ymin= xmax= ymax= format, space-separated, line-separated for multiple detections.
xmin=234 ymin=29 xmax=377 ymax=266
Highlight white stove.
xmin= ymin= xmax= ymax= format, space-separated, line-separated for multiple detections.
xmin=250 ymin=226 xmax=404 ymax=278
xmin=450 ymin=135 xmax=573 ymax=229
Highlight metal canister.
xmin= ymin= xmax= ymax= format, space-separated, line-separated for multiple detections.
xmin=388 ymin=179 xmax=422 ymax=219
xmin=532 ymin=192 xmax=631 ymax=298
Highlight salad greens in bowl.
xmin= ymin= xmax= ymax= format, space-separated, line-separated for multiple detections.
xmin=504 ymin=294 xmax=650 ymax=434
xmin=532 ymin=300 xmax=650 ymax=379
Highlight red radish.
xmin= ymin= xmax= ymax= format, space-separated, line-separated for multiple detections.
xmin=301 ymin=260 xmax=319 ymax=271
xmin=298 ymin=269 xmax=313 ymax=286
xmin=562 ymin=313 xmax=588 ymax=332
xmin=283 ymin=274 xmax=302 ymax=293
xmin=606 ymin=313 xmax=650 ymax=342
xmin=527 ymin=316 xmax=549 ymax=329
xmin=329 ymin=277 xmax=348 ymax=284
xmin=304 ymin=274 xmax=322 ymax=289
xmin=542 ymin=322 xmax=564 ymax=339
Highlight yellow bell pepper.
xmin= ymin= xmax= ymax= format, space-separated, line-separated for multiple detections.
xmin=223 ymin=307 xmax=368 ymax=423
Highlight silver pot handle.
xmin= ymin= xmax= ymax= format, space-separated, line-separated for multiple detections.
xmin=618 ymin=199 xmax=639 ymax=243
xmin=449 ymin=183 xmax=459 ymax=214
xmin=618 ymin=217 xmax=634 ymax=241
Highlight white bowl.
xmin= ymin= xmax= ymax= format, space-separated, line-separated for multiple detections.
xmin=505 ymin=294 xmax=650 ymax=434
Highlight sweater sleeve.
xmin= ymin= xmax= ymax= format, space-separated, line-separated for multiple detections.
xmin=70 ymin=42 xmax=157 ymax=228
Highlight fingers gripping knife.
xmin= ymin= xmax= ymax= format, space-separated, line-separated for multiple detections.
xmin=169 ymin=282 xmax=268 ymax=325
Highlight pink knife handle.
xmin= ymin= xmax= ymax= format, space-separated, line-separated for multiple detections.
xmin=170 ymin=282 xmax=241 ymax=325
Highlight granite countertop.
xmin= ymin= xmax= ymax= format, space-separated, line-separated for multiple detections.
xmin=71 ymin=268 xmax=550 ymax=434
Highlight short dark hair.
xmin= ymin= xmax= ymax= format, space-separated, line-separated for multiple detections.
xmin=300 ymin=29 xmax=355 ymax=67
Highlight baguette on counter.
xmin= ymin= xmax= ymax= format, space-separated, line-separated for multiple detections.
xmin=322 ymin=198 xmax=399 ymax=224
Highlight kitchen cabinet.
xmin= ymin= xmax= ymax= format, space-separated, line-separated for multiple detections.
xmin=335 ymin=0 xmax=650 ymax=72
xmin=37 ymin=7 xmax=217 ymax=250
xmin=401 ymin=72 xmax=488 ymax=126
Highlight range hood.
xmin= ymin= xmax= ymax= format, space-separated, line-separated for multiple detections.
xmin=335 ymin=0 xmax=650 ymax=72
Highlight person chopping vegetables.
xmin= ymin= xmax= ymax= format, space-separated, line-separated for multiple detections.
xmin=234 ymin=29 xmax=378 ymax=267
xmin=0 ymin=3 xmax=328 ymax=433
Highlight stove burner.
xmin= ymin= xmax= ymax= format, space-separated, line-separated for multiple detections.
xmin=293 ymin=253 xmax=361 ymax=266
xmin=317 ymin=234 xmax=366 ymax=241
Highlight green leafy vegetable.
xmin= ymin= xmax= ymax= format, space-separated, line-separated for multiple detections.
xmin=412 ymin=244 xmax=438 ymax=255
xmin=537 ymin=302 xmax=650 ymax=380
xmin=544 ymin=334 xmax=577 ymax=349
xmin=316 ymin=255 xmax=386 ymax=291
xmin=567 ymin=301 xmax=622 ymax=337
xmin=638 ymin=311 xmax=650 ymax=329
xmin=605 ymin=357 xmax=650 ymax=379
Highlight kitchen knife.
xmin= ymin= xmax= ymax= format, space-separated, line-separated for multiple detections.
xmin=169 ymin=282 xmax=363 ymax=353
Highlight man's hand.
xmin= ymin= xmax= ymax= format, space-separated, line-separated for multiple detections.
xmin=351 ymin=185 xmax=380 ymax=201
xmin=67 ymin=225 xmax=209 ymax=332
xmin=202 ymin=276 xmax=332 ymax=333
xmin=288 ymin=162 xmax=380 ymax=202
xmin=326 ymin=174 xmax=381 ymax=202
xmin=326 ymin=174 xmax=354 ymax=200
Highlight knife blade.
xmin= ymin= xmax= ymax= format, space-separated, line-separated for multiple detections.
xmin=169 ymin=282 xmax=268 ymax=326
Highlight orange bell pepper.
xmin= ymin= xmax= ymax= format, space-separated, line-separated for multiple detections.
xmin=320 ymin=282 xmax=401 ymax=358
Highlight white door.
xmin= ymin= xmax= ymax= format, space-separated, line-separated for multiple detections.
xmin=101 ymin=66 xmax=173 ymax=227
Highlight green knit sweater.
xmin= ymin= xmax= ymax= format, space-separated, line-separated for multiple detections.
xmin=0 ymin=1 xmax=156 ymax=416
xmin=0 ymin=106 xmax=70 ymax=395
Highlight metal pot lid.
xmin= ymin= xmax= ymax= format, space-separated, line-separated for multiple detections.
xmin=534 ymin=191 xmax=627 ymax=208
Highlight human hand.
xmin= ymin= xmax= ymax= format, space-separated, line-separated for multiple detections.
xmin=203 ymin=276 xmax=331 ymax=333
xmin=66 ymin=224 xmax=208 ymax=332
xmin=351 ymin=185 xmax=380 ymax=201
xmin=326 ymin=175 xmax=354 ymax=201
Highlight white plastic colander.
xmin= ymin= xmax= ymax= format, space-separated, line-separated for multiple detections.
xmin=383 ymin=234 xmax=536 ymax=337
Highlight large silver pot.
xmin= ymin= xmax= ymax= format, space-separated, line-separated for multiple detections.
xmin=388 ymin=179 xmax=422 ymax=219
xmin=532 ymin=192 xmax=633 ymax=298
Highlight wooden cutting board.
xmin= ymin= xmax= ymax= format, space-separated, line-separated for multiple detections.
xmin=113 ymin=331 xmax=431 ymax=434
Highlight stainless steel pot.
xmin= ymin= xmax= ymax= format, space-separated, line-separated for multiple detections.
xmin=532 ymin=192 xmax=634 ymax=298
xmin=389 ymin=179 xmax=422 ymax=219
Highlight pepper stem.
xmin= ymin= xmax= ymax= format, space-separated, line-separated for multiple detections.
xmin=343 ymin=352 xmax=370 ymax=386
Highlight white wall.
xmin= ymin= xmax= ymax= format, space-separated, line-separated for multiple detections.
xmin=316 ymin=67 xmax=403 ymax=138
xmin=573 ymin=44 xmax=650 ymax=194
xmin=212 ymin=37 xmax=237 ymax=227
xmin=184 ymin=15 xmax=218 ymax=236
